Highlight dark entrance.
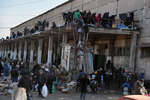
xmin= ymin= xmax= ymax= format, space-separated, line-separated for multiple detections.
xmin=94 ymin=55 xmax=106 ymax=70
xmin=42 ymin=39 xmax=48 ymax=64
xmin=93 ymin=43 xmax=108 ymax=70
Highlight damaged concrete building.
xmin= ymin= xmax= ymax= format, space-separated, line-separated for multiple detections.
xmin=0 ymin=0 xmax=150 ymax=79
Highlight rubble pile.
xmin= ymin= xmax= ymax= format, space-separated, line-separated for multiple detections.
xmin=0 ymin=80 xmax=9 ymax=95
xmin=58 ymin=81 xmax=76 ymax=93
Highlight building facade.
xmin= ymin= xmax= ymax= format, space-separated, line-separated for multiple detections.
xmin=0 ymin=0 xmax=150 ymax=79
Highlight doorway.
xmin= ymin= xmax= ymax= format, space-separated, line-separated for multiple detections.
xmin=94 ymin=55 xmax=106 ymax=70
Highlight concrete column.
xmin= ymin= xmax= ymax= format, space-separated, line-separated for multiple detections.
xmin=30 ymin=41 xmax=34 ymax=63
xmin=10 ymin=44 xmax=14 ymax=59
xmin=0 ymin=46 xmax=2 ymax=58
xmin=47 ymin=36 xmax=53 ymax=65
xmin=109 ymin=39 xmax=115 ymax=63
xmin=18 ymin=42 xmax=22 ymax=61
xmin=8 ymin=45 xmax=10 ymax=58
xmin=7 ymin=45 xmax=11 ymax=58
xmin=1 ymin=45 xmax=4 ymax=58
xmin=0 ymin=46 xmax=3 ymax=58
xmin=23 ymin=41 xmax=27 ymax=62
xmin=5 ymin=46 xmax=8 ymax=58
xmin=61 ymin=33 xmax=68 ymax=69
xmin=37 ymin=39 xmax=43 ymax=64
xmin=3 ymin=45 xmax=5 ymax=59
xmin=3 ymin=46 xmax=6 ymax=58
xmin=129 ymin=33 xmax=138 ymax=72
xmin=6 ymin=46 xmax=8 ymax=58
xmin=1 ymin=46 xmax=3 ymax=58
xmin=1 ymin=45 xmax=4 ymax=59
xmin=13 ymin=43 xmax=17 ymax=60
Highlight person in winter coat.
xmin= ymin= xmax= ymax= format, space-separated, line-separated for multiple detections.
xmin=91 ymin=13 xmax=96 ymax=24
xmin=11 ymin=67 xmax=19 ymax=82
xmin=3 ymin=62 xmax=11 ymax=80
xmin=74 ymin=9 xmax=81 ymax=23
xmin=18 ymin=72 xmax=32 ymax=100
xmin=76 ymin=70 xmax=84 ymax=92
xmin=46 ymin=68 xmax=55 ymax=94
xmin=37 ymin=69 xmax=46 ymax=96
xmin=19 ymin=62 xmax=25 ymax=75
xmin=79 ymin=72 xmax=89 ymax=100
xmin=32 ymin=64 xmax=41 ymax=75
xmin=96 ymin=13 xmax=101 ymax=27
xmin=32 ymin=64 xmax=41 ymax=90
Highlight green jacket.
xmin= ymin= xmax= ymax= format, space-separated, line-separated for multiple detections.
xmin=74 ymin=11 xmax=81 ymax=19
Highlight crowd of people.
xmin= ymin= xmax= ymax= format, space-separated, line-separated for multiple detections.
xmin=63 ymin=9 xmax=136 ymax=30
xmin=76 ymin=60 xmax=149 ymax=100
xmin=0 ymin=58 xmax=67 ymax=100
xmin=0 ymin=57 xmax=149 ymax=100
xmin=3 ymin=20 xmax=50 ymax=41
xmin=0 ymin=20 xmax=50 ymax=43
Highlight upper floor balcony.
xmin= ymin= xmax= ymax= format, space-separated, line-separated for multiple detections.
xmin=0 ymin=9 xmax=141 ymax=45
xmin=1 ymin=0 xmax=145 ymax=43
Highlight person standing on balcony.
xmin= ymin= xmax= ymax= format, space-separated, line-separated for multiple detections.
xmin=73 ymin=9 xmax=81 ymax=22
xmin=96 ymin=13 xmax=101 ymax=27
xmin=87 ymin=11 xmax=92 ymax=24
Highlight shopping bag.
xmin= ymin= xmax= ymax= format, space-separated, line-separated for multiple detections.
xmin=12 ymin=88 xmax=27 ymax=100
xmin=41 ymin=84 xmax=48 ymax=98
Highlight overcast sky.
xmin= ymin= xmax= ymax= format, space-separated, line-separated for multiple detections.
xmin=0 ymin=0 xmax=68 ymax=38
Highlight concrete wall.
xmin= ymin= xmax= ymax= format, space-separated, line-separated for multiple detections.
xmin=136 ymin=4 xmax=150 ymax=79
xmin=113 ymin=56 xmax=129 ymax=68
xmin=93 ymin=36 xmax=130 ymax=69
xmin=113 ymin=37 xmax=130 ymax=69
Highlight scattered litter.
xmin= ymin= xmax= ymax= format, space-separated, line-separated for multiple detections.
xmin=0 ymin=79 xmax=18 ymax=96
xmin=58 ymin=98 xmax=65 ymax=100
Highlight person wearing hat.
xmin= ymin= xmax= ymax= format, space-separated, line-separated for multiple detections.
xmin=79 ymin=72 xmax=89 ymax=100
xmin=18 ymin=72 xmax=32 ymax=100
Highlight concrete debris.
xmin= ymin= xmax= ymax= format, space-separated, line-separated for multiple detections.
xmin=0 ymin=80 xmax=18 ymax=96
xmin=58 ymin=81 xmax=76 ymax=93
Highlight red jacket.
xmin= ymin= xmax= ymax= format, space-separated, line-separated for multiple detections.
xmin=96 ymin=13 xmax=101 ymax=23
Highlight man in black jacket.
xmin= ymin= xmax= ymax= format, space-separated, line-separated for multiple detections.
xmin=79 ymin=72 xmax=89 ymax=100
xmin=18 ymin=72 xmax=32 ymax=100
xmin=11 ymin=67 xmax=19 ymax=82
xmin=37 ymin=69 xmax=46 ymax=96
xmin=46 ymin=69 xmax=54 ymax=94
